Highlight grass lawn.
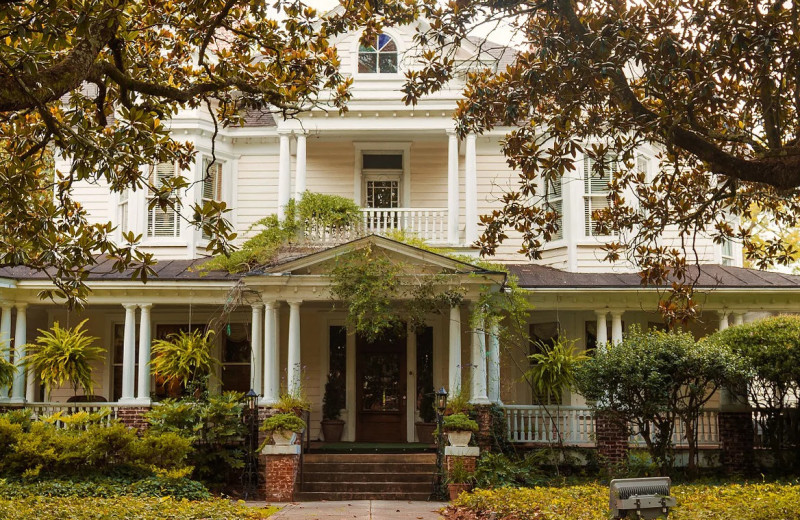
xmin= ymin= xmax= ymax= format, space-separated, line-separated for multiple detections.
xmin=446 ymin=481 xmax=800 ymax=520
xmin=0 ymin=496 xmax=279 ymax=520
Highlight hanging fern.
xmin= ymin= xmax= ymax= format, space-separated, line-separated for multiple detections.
xmin=23 ymin=319 xmax=105 ymax=398
xmin=150 ymin=329 xmax=218 ymax=391
xmin=0 ymin=349 xmax=14 ymax=390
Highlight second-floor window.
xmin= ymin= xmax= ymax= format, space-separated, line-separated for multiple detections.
xmin=358 ymin=34 xmax=398 ymax=74
xmin=544 ymin=175 xmax=563 ymax=240
xmin=201 ymin=158 xmax=223 ymax=239
xmin=117 ymin=189 xmax=129 ymax=233
xmin=721 ymin=237 xmax=735 ymax=266
xmin=584 ymin=156 xmax=616 ymax=237
xmin=147 ymin=162 xmax=181 ymax=238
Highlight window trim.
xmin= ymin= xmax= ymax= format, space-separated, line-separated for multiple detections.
xmin=353 ymin=142 xmax=412 ymax=207
xmin=146 ymin=161 xmax=183 ymax=240
xmin=352 ymin=29 xmax=403 ymax=79
xmin=582 ymin=155 xmax=618 ymax=238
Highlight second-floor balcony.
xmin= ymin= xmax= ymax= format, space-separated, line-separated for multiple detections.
xmin=301 ymin=207 xmax=450 ymax=246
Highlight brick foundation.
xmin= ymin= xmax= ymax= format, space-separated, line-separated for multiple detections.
xmin=445 ymin=454 xmax=477 ymax=474
xmin=117 ymin=406 xmax=150 ymax=432
xmin=595 ymin=411 xmax=628 ymax=468
xmin=719 ymin=411 xmax=754 ymax=474
xmin=260 ymin=451 xmax=300 ymax=502
xmin=473 ymin=405 xmax=493 ymax=453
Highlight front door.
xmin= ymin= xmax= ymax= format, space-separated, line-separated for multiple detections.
xmin=355 ymin=332 xmax=407 ymax=442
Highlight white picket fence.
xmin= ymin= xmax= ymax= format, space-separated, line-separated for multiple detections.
xmin=503 ymin=405 xmax=721 ymax=447
xmin=22 ymin=402 xmax=123 ymax=428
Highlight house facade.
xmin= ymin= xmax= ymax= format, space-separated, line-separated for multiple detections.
xmin=1 ymin=21 xmax=799 ymax=454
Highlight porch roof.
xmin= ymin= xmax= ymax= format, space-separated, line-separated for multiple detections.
xmin=507 ymin=264 xmax=800 ymax=290
xmin=0 ymin=257 xmax=236 ymax=281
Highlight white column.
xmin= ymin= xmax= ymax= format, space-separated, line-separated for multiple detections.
xmin=294 ymin=133 xmax=307 ymax=200
xmin=10 ymin=304 xmax=27 ymax=402
xmin=595 ymin=311 xmax=608 ymax=351
xmin=718 ymin=311 xmax=729 ymax=331
xmin=447 ymin=131 xmax=460 ymax=245
xmin=136 ymin=304 xmax=152 ymax=403
xmin=262 ymin=301 xmax=279 ymax=404
xmin=119 ymin=304 xmax=138 ymax=403
xmin=406 ymin=323 xmax=417 ymax=442
xmin=487 ymin=322 xmax=502 ymax=405
xmin=448 ymin=304 xmax=462 ymax=394
xmin=250 ymin=304 xmax=264 ymax=396
xmin=610 ymin=311 xmax=623 ymax=345
xmin=0 ymin=304 xmax=12 ymax=401
xmin=465 ymin=133 xmax=478 ymax=245
xmin=287 ymin=300 xmax=302 ymax=396
xmin=470 ymin=312 xmax=490 ymax=404
xmin=277 ymin=132 xmax=291 ymax=220
xmin=731 ymin=312 xmax=744 ymax=327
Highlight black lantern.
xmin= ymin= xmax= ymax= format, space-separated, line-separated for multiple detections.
xmin=245 ymin=388 xmax=258 ymax=412
xmin=242 ymin=388 xmax=259 ymax=499
xmin=436 ymin=387 xmax=448 ymax=414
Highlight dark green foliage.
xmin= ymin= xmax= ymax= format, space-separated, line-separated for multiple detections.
xmin=261 ymin=413 xmax=306 ymax=433
xmin=442 ymin=413 xmax=479 ymax=432
xmin=322 ymin=371 xmax=345 ymax=421
xmin=473 ymin=452 xmax=548 ymax=489
xmin=0 ymin=475 xmax=210 ymax=500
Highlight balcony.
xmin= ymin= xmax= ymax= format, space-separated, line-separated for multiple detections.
xmin=301 ymin=207 xmax=451 ymax=246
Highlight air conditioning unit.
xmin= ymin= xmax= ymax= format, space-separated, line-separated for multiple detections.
xmin=609 ymin=477 xmax=677 ymax=519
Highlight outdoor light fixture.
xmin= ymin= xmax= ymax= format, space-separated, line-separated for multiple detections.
xmin=242 ymin=389 xmax=260 ymax=499
xmin=245 ymin=388 xmax=258 ymax=412
xmin=436 ymin=387 xmax=448 ymax=413
xmin=431 ymin=387 xmax=449 ymax=501
xmin=610 ymin=477 xmax=676 ymax=519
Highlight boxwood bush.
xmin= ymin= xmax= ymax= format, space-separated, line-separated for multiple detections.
xmin=0 ymin=475 xmax=210 ymax=500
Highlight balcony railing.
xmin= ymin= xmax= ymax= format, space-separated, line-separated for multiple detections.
xmin=299 ymin=207 xmax=451 ymax=245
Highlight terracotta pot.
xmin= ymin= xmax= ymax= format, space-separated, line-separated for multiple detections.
xmin=446 ymin=430 xmax=472 ymax=447
xmin=321 ymin=419 xmax=345 ymax=442
xmin=272 ymin=430 xmax=297 ymax=446
xmin=415 ymin=422 xmax=436 ymax=444
xmin=448 ymin=483 xmax=471 ymax=501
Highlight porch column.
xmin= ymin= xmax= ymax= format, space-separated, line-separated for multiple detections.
xmin=610 ymin=310 xmax=623 ymax=345
xmin=595 ymin=310 xmax=608 ymax=351
xmin=263 ymin=301 xmax=279 ymax=405
xmin=294 ymin=132 xmax=307 ymax=199
xmin=250 ymin=304 xmax=264 ymax=397
xmin=465 ymin=133 xmax=478 ymax=245
xmin=0 ymin=303 xmax=13 ymax=401
xmin=119 ymin=304 xmax=138 ymax=403
xmin=10 ymin=304 xmax=27 ymax=403
xmin=447 ymin=130 xmax=460 ymax=245
xmin=487 ymin=322 xmax=502 ymax=405
xmin=470 ymin=312 xmax=490 ymax=405
xmin=277 ymin=131 xmax=291 ymax=220
xmin=731 ymin=312 xmax=744 ymax=326
xmin=448 ymin=304 xmax=462 ymax=394
xmin=718 ymin=310 xmax=729 ymax=331
xmin=136 ymin=304 xmax=152 ymax=403
xmin=406 ymin=323 xmax=417 ymax=442
xmin=287 ymin=300 xmax=302 ymax=396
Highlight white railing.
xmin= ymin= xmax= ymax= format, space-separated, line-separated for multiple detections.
xmin=504 ymin=405 xmax=596 ymax=445
xmin=360 ymin=208 xmax=448 ymax=244
xmin=504 ymin=405 xmax=721 ymax=447
xmin=22 ymin=402 xmax=124 ymax=428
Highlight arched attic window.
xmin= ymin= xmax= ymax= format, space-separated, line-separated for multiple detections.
xmin=358 ymin=33 xmax=398 ymax=73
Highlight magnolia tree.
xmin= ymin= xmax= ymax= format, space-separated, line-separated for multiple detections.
xmin=576 ymin=327 xmax=746 ymax=472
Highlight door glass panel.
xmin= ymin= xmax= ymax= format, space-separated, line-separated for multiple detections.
xmin=361 ymin=353 xmax=401 ymax=412
xmin=366 ymin=180 xmax=399 ymax=209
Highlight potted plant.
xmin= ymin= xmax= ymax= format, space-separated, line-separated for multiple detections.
xmin=446 ymin=458 xmax=474 ymax=501
xmin=262 ymin=412 xmax=306 ymax=446
xmin=274 ymin=391 xmax=312 ymax=416
xmin=442 ymin=413 xmax=479 ymax=447
xmin=150 ymin=328 xmax=217 ymax=396
xmin=415 ymin=391 xmax=436 ymax=444
xmin=321 ymin=370 xmax=345 ymax=442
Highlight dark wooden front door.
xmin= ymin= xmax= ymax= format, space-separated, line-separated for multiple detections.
xmin=355 ymin=333 xmax=407 ymax=442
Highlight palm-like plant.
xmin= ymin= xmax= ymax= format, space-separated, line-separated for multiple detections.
xmin=23 ymin=319 xmax=105 ymax=398
xmin=150 ymin=329 xmax=217 ymax=392
xmin=0 ymin=348 xmax=15 ymax=391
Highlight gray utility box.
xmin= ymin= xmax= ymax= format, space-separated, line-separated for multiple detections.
xmin=609 ymin=477 xmax=677 ymax=519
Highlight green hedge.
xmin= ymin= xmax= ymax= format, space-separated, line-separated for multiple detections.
xmin=449 ymin=482 xmax=800 ymax=520
xmin=0 ymin=476 xmax=210 ymax=500
xmin=0 ymin=496 xmax=276 ymax=519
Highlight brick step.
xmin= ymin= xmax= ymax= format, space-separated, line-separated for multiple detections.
xmin=300 ymin=481 xmax=432 ymax=493
xmin=294 ymin=491 xmax=432 ymax=502
xmin=303 ymin=462 xmax=436 ymax=473
xmin=302 ymin=471 xmax=434 ymax=483
xmin=303 ymin=453 xmax=436 ymax=464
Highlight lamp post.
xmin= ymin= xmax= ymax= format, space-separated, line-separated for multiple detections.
xmin=432 ymin=387 xmax=448 ymax=500
xmin=242 ymin=388 xmax=259 ymax=499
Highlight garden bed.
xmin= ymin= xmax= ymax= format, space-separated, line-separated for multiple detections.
xmin=445 ymin=482 xmax=800 ymax=520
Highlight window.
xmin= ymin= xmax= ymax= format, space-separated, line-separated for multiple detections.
xmin=221 ymin=323 xmax=251 ymax=393
xmin=147 ymin=162 xmax=181 ymax=238
xmin=201 ymin=158 xmax=223 ymax=239
xmin=721 ymin=237 xmax=735 ymax=266
xmin=583 ymin=156 xmax=616 ymax=237
xmin=118 ymin=189 xmax=129 ymax=233
xmin=358 ymin=34 xmax=398 ymax=74
xmin=544 ymin=175 xmax=563 ymax=240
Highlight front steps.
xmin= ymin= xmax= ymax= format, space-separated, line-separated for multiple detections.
xmin=295 ymin=453 xmax=437 ymax=501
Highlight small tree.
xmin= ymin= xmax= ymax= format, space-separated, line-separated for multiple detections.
xmin=0 ymin=349 xmax=14 ymax=392
xmin=322 ymin=370 xmax=345 ymax=422
xmin=23 ymin=320 xmax=105 ymax=399
xmin=711 ymin=315 xmax=800 ymax=467
xmin=150 ymin=329 xmax=217 ymax=395
xmin=576 ymin=326 xmax=745 ymax=472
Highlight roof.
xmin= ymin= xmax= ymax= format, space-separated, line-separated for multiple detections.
xmin=241 ymin=108 xmax=277 ymax=127
xmin=507 ymin=264 xmax=800 ymax=290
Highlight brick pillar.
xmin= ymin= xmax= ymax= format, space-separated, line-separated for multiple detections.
xmin=257 ymin=407 xmax=278 ymax=449
xmin=719 ymin=411 xmax=754 ymax=474
xmin=117 ymin=406 xmax=150 ymax=432
xmin=595 ymin=411 xmax=628 ymax=468
xmin=444 ymin=446 xmax=479 ymax=476
xmin=260 ymin=446 xmax=300 ymax=502
xmin=473 ymin=405 xmax=493 ymax=453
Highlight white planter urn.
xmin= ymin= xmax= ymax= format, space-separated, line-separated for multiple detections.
xmin=446 ymin=431 xmax=472 ymax=447
xmin=272 ymin=429 xmax=297 ymax=446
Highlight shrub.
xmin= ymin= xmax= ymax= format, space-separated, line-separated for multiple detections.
xmin=262 ymin=413 xmax=306 ymax=433
xmin=442 ymin=413 xmax=478 ymax=432
xmin=322 ymin=370 xmax=345 ymax=421
xmin=445 ymin=388 xmax=473 ymax=416
xmin=273 ymin=392 xmax=311 ymax=414
xmin=0 ymin=475 xmax=210 ymax=500
xmin=473 ymin=452 xmax=549 ymax=489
